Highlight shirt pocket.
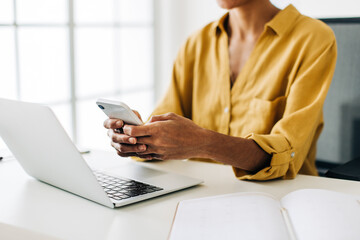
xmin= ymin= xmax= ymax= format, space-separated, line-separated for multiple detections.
xmin=246 ymin=96 xmax=287 ymax=134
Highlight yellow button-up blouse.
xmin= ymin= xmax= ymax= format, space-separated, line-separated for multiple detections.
xmin=151 ymin=5 xmax=337 ymax=180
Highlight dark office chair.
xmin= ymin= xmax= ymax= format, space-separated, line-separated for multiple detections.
xmin=315 ymin=18 xmax=360 ymax=178
xmin=325 ymin=157 xmax=360 ymax=181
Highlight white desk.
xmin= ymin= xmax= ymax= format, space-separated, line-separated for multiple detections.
xmin=1 ymin=150 xmax=360 ymax=240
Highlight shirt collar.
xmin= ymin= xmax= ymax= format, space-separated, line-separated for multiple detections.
xmin=213 ymin=12 xmax=229 ymax=35
xmin=265 ymin=4 xmax=301 ymax=36
xmin=213 ymin=4 xmax=301 ymax=36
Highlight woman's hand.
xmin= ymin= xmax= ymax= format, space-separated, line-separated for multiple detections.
xmin=107 ymin=113 xmax=209 ymax=160
xmin=103 ymin=110 xmax=148 ymax=158
xmin=104 ymin=112 xmax=270 ymax=172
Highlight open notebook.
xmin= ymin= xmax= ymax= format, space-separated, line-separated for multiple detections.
xmin=169 ymin=189 xmax=360 ymax=240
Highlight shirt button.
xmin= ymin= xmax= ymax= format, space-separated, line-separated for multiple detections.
xmin=291 ymin=152 xmax=295 ymax=158
xmin=224 ymin=107 xmax=229 ymax=113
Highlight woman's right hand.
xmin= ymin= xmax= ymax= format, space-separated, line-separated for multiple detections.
xmin=103 ymin=111 xmax=148 ymax=158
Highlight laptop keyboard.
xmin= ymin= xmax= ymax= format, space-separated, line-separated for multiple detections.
xmin=94 ymin=171 xmax=163 ymax=201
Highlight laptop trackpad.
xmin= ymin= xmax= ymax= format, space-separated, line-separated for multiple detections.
xmin=104 ymin=164 xmax=166 ymax=180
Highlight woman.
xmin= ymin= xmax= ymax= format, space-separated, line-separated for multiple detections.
xmin=104 ymin=0 xmax=337 ymax=180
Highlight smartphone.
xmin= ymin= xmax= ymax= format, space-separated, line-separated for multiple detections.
xmin=96 ymin=98 xmax=143 ymax=126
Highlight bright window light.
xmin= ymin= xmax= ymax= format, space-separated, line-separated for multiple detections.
xmin=75 ymin=28 xmax=115 ymax=98
xmin=0 ymin=28 xmax=17 ymax=100
xmin=75 ymin=0 xmax=114 ymax=24
xmin=0 ymin=0 xmax=14 ymax=23
xmin=18 ymin=27 xmax=70 ymax=103
xmin=16 ymin=0 xmax=67 ymax=24
xmin=0 ymin=0 xmax=155 ymax=151
xmin=118 ymin=27 xmax=154 ymax=91
xmin=116 ymin=0 xmax=154 ymax=24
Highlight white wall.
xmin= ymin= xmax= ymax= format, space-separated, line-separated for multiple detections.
xmin=154 ymin=0 xmax=360 ymax=101
xmin=154 ymin=0 xmax=225 ymax=101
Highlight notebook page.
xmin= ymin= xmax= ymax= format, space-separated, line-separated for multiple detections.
xmin=280 ymin=189 xmax=360 ymax=240
xmin=169 ymin=192 xmax=290 ymax=240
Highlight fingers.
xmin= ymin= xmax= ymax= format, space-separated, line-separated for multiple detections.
xmin=103 ymin=118 xmax=124 ymax=130
xmin=107 ymin=129 xmax=137 ymax=144
xmin=109 ymin=130 xmax=148 ymax=158
xmin=109 ymin=132 xmax=163 ymax=160
xmin=111 ymin=138 xmax=160 ymax=156
xmin=112 ymin=146 xmax=156 ymax=161
xmin=111 ymin=141 xmax=147 ymax=154
xmin=123 ymin=124 xmax=151 ymax=137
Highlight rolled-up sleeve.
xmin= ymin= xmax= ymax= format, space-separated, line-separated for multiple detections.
xmin=234 ymin=38 xmax=337 ymax=180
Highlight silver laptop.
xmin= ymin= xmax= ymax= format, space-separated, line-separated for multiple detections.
xmin=0 ymin=98 xmax=202 ymax=208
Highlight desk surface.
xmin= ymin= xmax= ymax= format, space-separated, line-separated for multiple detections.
xmin=1 ymin=150 xmax=360 ymax=240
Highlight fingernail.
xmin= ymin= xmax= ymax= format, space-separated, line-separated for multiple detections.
xmin=117 ymin=120 xmax=123 ymax=127
xmin=138 ymin=145 xmax=146 ymax=151
xmin=129 ymin=137 xmax=136 ymax=144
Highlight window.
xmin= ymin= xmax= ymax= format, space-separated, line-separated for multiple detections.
xmin=0 ymin=0 xmax=155 ymax=151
